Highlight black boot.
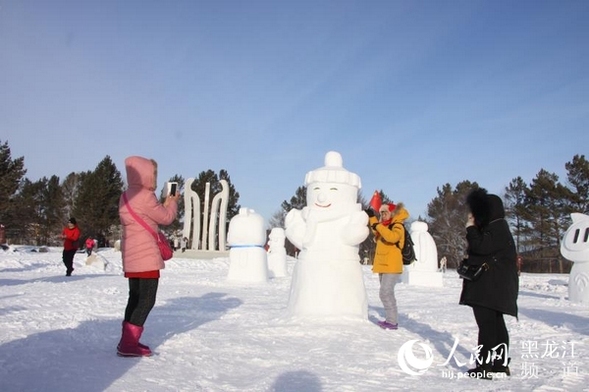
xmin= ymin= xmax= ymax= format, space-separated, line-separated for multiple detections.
xmin=492 ymin=357 xmax=511 ymax=376
xmin=466 ymin=364 xmax=492 ymax=380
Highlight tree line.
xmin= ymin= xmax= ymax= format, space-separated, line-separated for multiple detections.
xmin=0 ymin=140 xmax=240 ymax=247
xmin=2 ymin=138 xmax=587 ymax=273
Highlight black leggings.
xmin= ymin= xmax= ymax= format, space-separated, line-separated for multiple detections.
xmin=62 ymin=249 xmax=76 ymax=272
xmin=472 ymin=306 xmax=509 ymax=366
xmin=124 ymin=278 xmax=159 ymax=326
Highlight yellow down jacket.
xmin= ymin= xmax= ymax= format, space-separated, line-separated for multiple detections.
xmin=369 ymin=204 xmax=409 ymax=274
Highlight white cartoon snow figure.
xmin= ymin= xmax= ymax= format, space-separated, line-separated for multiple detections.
xmin=561 ymin=213 xmax=589 ymax=304
xmin=267 ymin=228 xmax=288 ymax=278
xmin=285 ymin=151 xmax=369 ymax=319
xmin=401 ymin=221 xmax=443 ymax=287
xmin=227 ymin=208 xmax=268 ymax=283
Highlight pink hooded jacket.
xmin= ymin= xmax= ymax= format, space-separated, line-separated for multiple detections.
xmin=119 ymin=156 xmax=178 ymax=273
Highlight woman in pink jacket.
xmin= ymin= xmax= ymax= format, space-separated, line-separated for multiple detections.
xmin=117 ymin=156 xmax=180 ymax=357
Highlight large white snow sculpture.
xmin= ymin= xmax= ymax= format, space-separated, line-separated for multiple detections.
xmin=183 ymin=179 xmax=229 ymax=252
xmin=561 ymin=213 xmax=589 ymax=304
xmin=227 ymin=208 xmax=268 ymax=283
xmin=267 ymin=228 xmax=288 ymax=278
xmin=285 ymin=151 xmax=369 ymax=319
xmin=401 ymin=221 xmax=443 ymax=287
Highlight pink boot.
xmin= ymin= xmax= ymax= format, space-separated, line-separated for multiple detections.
xmin=117 ymin=321 xmax=151 ymax=352
xmin=117 ymin=321 xmax=152 ymax=357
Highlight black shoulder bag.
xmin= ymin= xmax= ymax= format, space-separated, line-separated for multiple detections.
xmin=457 ymin=259 xmax=490 ymax=281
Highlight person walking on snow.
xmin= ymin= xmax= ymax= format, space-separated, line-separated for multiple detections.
xmin=62 ymin=217 xmax=80 ymax=276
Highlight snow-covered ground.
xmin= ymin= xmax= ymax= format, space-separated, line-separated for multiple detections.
xmin=1 ymin=247 xmax=588 ymax=392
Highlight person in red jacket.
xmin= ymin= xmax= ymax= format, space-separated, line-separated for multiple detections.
xmin=116 ymin=156 xmax=179 ymax=357
xmin=62 ymin=217 xmax=81 ymax=276
xmin=85 ymin=237 xmax=95 ymax=256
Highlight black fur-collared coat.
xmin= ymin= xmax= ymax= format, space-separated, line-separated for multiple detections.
xmin=459 ymin=192 xmax=519 ymax=317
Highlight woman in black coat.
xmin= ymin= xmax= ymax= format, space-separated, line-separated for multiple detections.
xmin=459 ymin=188 xmax=519 ymax=379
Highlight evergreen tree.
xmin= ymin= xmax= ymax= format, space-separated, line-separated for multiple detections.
xmin=12 ymin=178 xmax=43 ymax=243
xmin=522 ymin=169 xmax=569 ymax=272
xmin=565 ymin=154 xmax=589 ymax=214
xmin=37 ymin=175 xmax=65 ymax=245
xmin=280 ymin=186 xmax=307 ymax=213
xmin=72 ymin=156 xmax=123 ymax=245
xmin=426 ymin=181 xmax=478 ymax=268
xmin=504 ymin=176 xmax=529 ymax=253
xmin=0 ymin=140 xmax=27 ymax=237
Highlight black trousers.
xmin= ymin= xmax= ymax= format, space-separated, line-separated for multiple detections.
xmin=472 ymin=305 xmax=509 ymax=366
xmin=62 ymin=249 xmax=77 ymax=273
xmin=124 ymin=278 xmax=159 ymax=327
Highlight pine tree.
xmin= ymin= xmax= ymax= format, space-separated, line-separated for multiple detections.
xmin=522 ymin=169 xmax=570 ymax=272
xmin=0 ymin=140 xmax=27 ymax=239
xmin=565 ymin=154 xmax=589 ymax=214
xmin=72 ymin=156 xmax=123 ymax=245
xmin=426 ymin=181 xmax=479 ymax=268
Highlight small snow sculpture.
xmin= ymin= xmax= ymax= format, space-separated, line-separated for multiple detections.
xmin=227 ymin=208 xmax=268 ymax=283
xmin=285 ymin=151 xmax=369 ymax=319
xmin=561 ymin=213 xmax=589 ymax=304
xmin=401 ymin=221 xmax=443 ymax=287
xmin=267 ymin=228 xmax=288 ymax=278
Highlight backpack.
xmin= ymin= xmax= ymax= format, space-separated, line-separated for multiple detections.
xmin=389 ymin=223 xmax=417 ymax=265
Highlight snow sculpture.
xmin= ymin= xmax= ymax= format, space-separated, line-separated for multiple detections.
xmin=267 ymin=228 xmax=288 ymax=278
xmin=401 ymin=221 xmax=443 ymax=287
xmin=183 ymin=179 xmax=229 ymax=252
xmin=227 ymin=208 xmax=268 ymax=283
xmin=285 ymin=151 xmax=369 ymax=319
xmin=561 ymin=213 xmax=589 ymax=304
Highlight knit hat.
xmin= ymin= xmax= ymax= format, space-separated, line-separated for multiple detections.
xmin=379 ymin=203 xmax=397 ymax=213
xmin=68 ymin=217 xmax=77 ymax=225
xmin=304 ymin=151 xmax=361 ymax=188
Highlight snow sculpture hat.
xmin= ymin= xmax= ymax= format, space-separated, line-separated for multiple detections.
xmin=304 ymin=151 xmax=361 ymax=189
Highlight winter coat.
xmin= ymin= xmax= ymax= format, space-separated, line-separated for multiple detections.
xmin=369 ymin=204 xmax=409 ymax=274
xmin=459 ymin=194 xmax=519 ymax=317
xmin=119 ymin=156 xmax=178 ymax=273
xmin=85 ymin=238 xmax=94 ymax=249
xmin=62 ymin=226 xmax=80 ymax=251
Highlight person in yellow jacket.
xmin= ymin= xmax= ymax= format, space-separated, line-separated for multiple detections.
xmin=366 ymin=202 xmax=409 ymax=329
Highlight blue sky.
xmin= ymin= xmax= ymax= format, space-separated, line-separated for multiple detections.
xmin=1 ymin=0 xmax=588 ymax=224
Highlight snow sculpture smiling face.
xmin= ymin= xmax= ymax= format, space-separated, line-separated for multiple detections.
xmin=304 ymin=151 xmax=361 ymax=213
xmin=561 ymin=213 xmax=589 ymax=263
xmin=307 ymin=182 xmax=357 ymax=211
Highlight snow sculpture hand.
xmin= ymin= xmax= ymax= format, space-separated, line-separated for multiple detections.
xmin=285 ymin=208 xmax=305 ymax=251
xmin=342 ymin=210 xmax=369 ymax=246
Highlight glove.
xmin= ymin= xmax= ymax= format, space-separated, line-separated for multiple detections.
xmin=371 ymin=223 xmax=379 ymax=231
xmin=364 ymin=208 xmax=375 ymax=218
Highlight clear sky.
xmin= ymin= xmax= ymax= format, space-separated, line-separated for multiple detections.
xmin=1 ymin=0 xmax=588 ymax=224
